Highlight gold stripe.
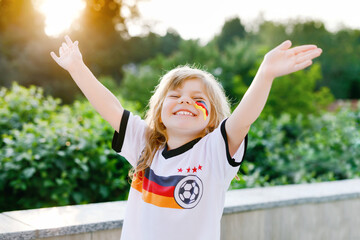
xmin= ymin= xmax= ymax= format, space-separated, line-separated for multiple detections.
xmin=142 ymin=189 xmax=182 ymax=209
xmin=194 ymin=104 xmax=207 ymax=120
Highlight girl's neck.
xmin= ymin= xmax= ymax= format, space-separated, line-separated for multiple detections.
xmin=166 ymin=134 xmax=201 ymax=150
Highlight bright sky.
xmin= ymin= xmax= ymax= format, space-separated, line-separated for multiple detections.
xmin=35 ymin=0 xmax=360 ymax=43
xmin=134 ymin=0 xmax=360 ymax=43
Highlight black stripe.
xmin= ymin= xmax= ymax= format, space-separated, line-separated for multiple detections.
xmin=162 ymin=137 xmax=202 ymax=159
xmin=144 ymin=168 xmax=185 ymax=187
xmin=112 ymin=110 xmax=130 ymax=152
xmin=220 ymin=119 xmax=248 ymax=167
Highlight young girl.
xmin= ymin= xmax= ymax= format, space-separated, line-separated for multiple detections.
xmin=51 ymin=36 xmax=322 ymax=240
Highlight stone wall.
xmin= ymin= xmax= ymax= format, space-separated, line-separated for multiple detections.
xmin=1 ymin=179 xmax=360 ymax=240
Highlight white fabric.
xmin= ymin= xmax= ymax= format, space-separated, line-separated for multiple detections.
xmin=115 ymin=112 xmax=246 ymax=240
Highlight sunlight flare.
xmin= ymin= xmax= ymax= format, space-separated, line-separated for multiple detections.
xmin=34 ymin=0 xmax=86 ymax=37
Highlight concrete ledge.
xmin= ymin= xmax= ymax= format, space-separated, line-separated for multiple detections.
xmin=224 ymin=179 xmax=360 ymax=214
xmin=1 ymin=179 xmax=359 ymax=240
xmin=0 ymin=201 xmax=127 ymax=239
xmin=0 ymin=214 xmax=35 ymax=239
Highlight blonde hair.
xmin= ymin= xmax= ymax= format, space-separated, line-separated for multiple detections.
xmin=129 ymin=65 xmax=231 ymax=179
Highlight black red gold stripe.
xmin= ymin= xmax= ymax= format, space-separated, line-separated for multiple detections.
xmin=131 ymin=168 xmax=185 ymax=209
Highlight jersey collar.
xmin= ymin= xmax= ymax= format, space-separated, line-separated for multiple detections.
xmin=162 ymin=137 xmax=202 ymax=159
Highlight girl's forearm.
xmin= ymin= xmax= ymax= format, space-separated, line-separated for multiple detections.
xmin=68 ymin=61 xmax=123 ymax=131
xmin=230 ymin=67 xmax=274 ymax=128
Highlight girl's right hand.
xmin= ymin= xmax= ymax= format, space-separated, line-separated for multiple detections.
xmin=50 ymin=35 xmax=83 ymax=72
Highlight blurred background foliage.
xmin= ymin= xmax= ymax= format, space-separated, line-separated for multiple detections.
xmin=0 ymin=0 xmax=359 ymax=211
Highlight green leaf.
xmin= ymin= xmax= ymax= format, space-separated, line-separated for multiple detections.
xmin=23 ymin=167 xmax=36 ymax=179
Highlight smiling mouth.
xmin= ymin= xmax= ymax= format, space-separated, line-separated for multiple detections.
xmin=174 ymin=111 xmax=196 ymax=116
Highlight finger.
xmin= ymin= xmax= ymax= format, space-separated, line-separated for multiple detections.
xmin=59 ymin=46 xmax=64 ymax=55
xmin=64 ymin=35 xmax=73 ymax=47
xmin=50 ymin=51 xmax=60 ymax=63
xmin=294 ymin=60 xmax=313 ymax=71
xmin=62 ymin=42 xmax=69 ymax=51
xmin=291 ymin=45 xmax=318 ymax=55
xmin=277 ymin=40 xmax=292 ymax=50
xmin=74 ymin=41 xmax=79 ymax=49
xmin=295 ymin=48 xmax=322 ymax=64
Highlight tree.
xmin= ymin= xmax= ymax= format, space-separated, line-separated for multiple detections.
xmin=250 ymin=19 xmax=360 ymax=99
xmin=71 ymin=0 xmax=141 ymax=81
xmin=216 ymin=17 xmax=246 ymax=51
xmin=216 ymin=39 xmax=258 ymax=104
xmin=0 ymin=0 xmax=46 ymax=87
xmin=249 ymin=20 xmax=288 ymax=47
xmin=159 ymin=29 xmax=182 ymax=56
xmin=0 ymin=0 xmax=145 ymax=103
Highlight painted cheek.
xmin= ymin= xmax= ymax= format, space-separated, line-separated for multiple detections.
xmin=194 ymin=101 xmax=209 ymax=121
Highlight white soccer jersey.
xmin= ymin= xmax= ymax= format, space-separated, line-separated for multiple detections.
xmin=112 ymin=110 xmax=248 ymax=240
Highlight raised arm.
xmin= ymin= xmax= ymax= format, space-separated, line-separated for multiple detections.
xmin=226 ymin=40 xmax=322 ymax=156
xmin=51 ymin=35 xmax=124 ymax=132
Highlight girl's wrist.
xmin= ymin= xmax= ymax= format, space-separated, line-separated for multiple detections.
xmin=257 ymin=63 xmax=276 ymax=83
xmin=67 ymin=59 xmax=86 ymax=74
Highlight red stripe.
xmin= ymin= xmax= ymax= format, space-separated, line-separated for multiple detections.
xmin=196 ymin=102 xmax=208 ymax=116
xmin=142 ymin=189 xmax=182 ymax=209
xmin=143 ymin=176 xmax=175 ymax=197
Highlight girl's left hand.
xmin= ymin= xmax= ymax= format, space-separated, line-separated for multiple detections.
xmin=260 ymin=40 xmax=322 ymax=79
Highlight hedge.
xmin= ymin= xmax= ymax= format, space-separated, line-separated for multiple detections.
xmin=1 ymin=83 xmax=359 ymax=212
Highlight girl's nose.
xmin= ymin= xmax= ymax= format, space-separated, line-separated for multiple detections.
xmin=178 ymin=96 xmax=192 ymax=104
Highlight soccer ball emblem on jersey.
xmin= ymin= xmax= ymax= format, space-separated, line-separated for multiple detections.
xmin=174 ymin=175 xmax=203 ymax=209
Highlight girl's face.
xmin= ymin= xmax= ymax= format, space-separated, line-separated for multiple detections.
xmin=161 ymin=78 xmax=211 ymax=139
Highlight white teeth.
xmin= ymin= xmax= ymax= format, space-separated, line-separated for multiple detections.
xmin=175 ymin=111 xmax=194 ymax=116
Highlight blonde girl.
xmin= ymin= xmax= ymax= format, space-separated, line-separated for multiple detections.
xmin=51 ymin=36 xmax=322 ymax=240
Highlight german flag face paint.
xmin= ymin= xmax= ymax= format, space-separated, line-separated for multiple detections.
xmin=194 ymin=101 xmax=209 ymax=121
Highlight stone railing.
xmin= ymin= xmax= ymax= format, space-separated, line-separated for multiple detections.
xmin=1 ymin=179 xmax=360 ymax=240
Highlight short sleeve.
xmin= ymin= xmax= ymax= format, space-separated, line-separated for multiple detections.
xmin=112 ymin=110 xmax=148 ymax=167
xmin=203 ymin=118 xmax=248 ymax=188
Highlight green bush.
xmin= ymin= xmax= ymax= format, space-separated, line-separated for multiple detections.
xmin=0 ymin=82 xmax=61 ymax=139
xmin=1 ymin=83 xmax=358 ymax=212
xmin=0 ymin=82 xmax=133 ymax=212
xmin=231 ymin=102 xmax=360 ymax=189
